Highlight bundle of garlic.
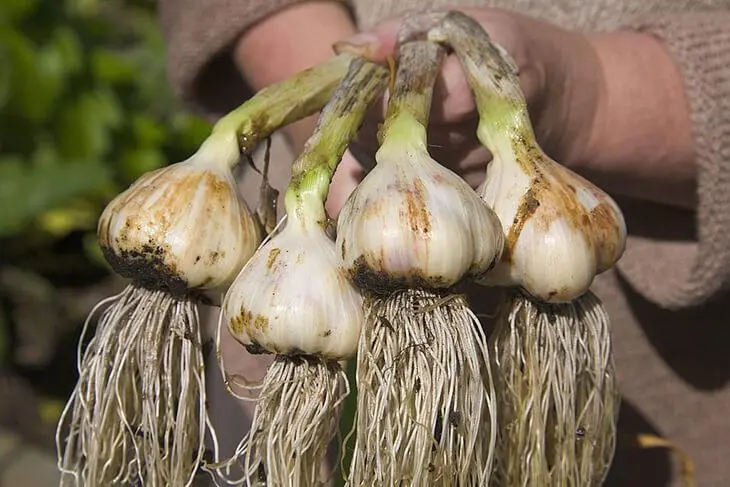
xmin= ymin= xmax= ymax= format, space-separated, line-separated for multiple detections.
xmin=55 ymin=54 xmax=356 ymax=487
xmin=220 ymin=57 xmax=387 ymax=486
xmin=428 ymin=11 xmax=626 ymax=486
xmin=337 ymin=36 xmax=503 ymax=485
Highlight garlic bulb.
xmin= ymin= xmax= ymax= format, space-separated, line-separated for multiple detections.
xmin=337 ymin=113 xmax=504 ymax=293
xmin=477 ymin=141 xmax=626 ymax=302
xmin=428 ymin=11 xmax=626 ymax=302
xmin=223 ymin=195 xmax=363 ymax=361
xmin=98 ymin=131 xmax=261 ymax=295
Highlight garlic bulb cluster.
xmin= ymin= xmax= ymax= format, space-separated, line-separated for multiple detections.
xmin=477 ymin=144 xmax=626 ymax=302
xmin=337 ymin=106 xmax=503 ymax=294
xmin=98 ymin=131 xmax=261 ymax=296
xmin=224 ymin=192 xmax=363 ymax=360
xmin=428 ymin=11 xmax=626 ymax=302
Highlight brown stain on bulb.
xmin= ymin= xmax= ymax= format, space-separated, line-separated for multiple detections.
xmin=207 ymin=250 xmax=225 ymax=265
xmin=503 ymin=136 xmax=624 ymax=272
xmin=503 ymin=186 xmax=541 ymax=262
xmin=229 ymin=307 xmax=269 ymax=337
xmin=266 ymin=248 xmax=281 ymax=269
xmin=361 ymin=198 xmax=385 ymax=220
xmin=405 ymin=178 xmax=431 ymax=234
xmin=590 ymin=203 xmax=625 ymax=272
xmin=98 ymin=164 xmax=249 ymax=296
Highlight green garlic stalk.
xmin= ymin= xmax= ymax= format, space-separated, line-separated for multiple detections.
xmin=212 ymin=53 xmax=356 ymax=155
xmin=56 ymin=54 xmax=358 ymax=487
xmin=220 ymin=57 xmax=387 ymax=487
xmin=337 ymin=38 xmax=499 ymax=487
xmin=429 ymin=10 xmax=623 ymax=486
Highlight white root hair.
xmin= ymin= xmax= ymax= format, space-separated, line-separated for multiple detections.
xmin=348 ymin=288 xmax=497 ymax=486
xmin=56 ymin=284 xmax=216 ymax=487
xmin=490 ymin=290 xmax=620 ymax=487
xmin=209 ymin=356 xmax=348 ymax=487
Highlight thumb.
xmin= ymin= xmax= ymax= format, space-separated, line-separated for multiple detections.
xmin=332 ymin=17 xmax=402 ymax=63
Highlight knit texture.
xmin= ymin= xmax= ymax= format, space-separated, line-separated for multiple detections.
xmin=616 ymin=12 xmax=730 ymax=309
xmin=158 ymin=0 xmax=352 ymax=116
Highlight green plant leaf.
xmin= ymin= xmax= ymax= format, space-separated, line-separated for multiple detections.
xmin=66 ymin=0 xmax=99 ymax=17
xmin=37 ymin=199 xmax=99 ymax=237
xmin=131 ymin=114 xmax=166 ymax=147
xmin=91 ymin=48 xmax=136 ymax=84
xmin=0 ymin=0 xmax=39 ymax=23
xmin=55 ymin=89 xmax=122 ymax=160
xmin=121 ymin=146 xmax=165 ymax=181
xmin=0 ymin=27 xmax=70 ymax=124
xmin=49 ymin=26 xmax=83 ymax=77
xmin=0 ymin=154 xmax=111 ymax=237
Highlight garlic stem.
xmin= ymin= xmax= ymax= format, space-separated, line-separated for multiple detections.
xmin=284 ymin=57 xmax=388 ymax=226
xmin=212 ymin=53 xmax=356 ymax=156
xmin=191 ymin=130 xmax=242 ymax=172
xmin=427 ymin=13 xmax=538 ymax=169
xmin=379 ymin=41 xmax=445 ymax=147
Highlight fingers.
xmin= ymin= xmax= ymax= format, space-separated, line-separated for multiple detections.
xmin=334 ymin=10 xmax=512 ymax=127
xmin=325 ymin=150 xmax=365 ymax=218
xmin=335 ymin=43 xmax=476 ymax=127
xmin=333 ymin=17 xmax=401 ymax=64
xmin=431 ymin=55 xmax=477 ymax=123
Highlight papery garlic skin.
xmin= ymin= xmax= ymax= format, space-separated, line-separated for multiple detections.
xmin=337 ymin=114 xmax=504 ymax=292
xmin=224 ymin=201 xmax=363 ymax=360
xmin=98 ymin=132 xmax=261 ymax=295
xmin=477 ymin=135 xmax=627 ymax=302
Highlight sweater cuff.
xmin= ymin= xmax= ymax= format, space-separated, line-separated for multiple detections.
xmin=613 ymin=12 xmax=730 ymax=310
xmin=159 ymin=0 xmax=352 ymax=120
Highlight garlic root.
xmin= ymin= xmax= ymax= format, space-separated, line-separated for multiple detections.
xmin=490 ymin=291 xmax=620 ymax=486
xmin=57 ymin=285 xmax=211 ymax=487
xmin=243 ymin=358 xmax=348 ymax=486
xmin=348 ymin=289 xmax=496 ymax=486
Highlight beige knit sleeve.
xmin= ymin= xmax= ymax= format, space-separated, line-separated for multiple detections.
xmin=614 ymin=11 xmax=730 ymax=310
xmin=157 ymin=0 xmax=352 ymax=118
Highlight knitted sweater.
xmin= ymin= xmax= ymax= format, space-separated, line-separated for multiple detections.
xmin=159 ymin=1 xmax=730 ymax=485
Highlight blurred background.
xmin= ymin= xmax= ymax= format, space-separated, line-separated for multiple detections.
xmin=0 ymin=0 xmax=212 ymax=484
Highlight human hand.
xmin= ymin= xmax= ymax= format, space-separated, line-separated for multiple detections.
xmin=325 ymin=8 xmax=606 ymax=216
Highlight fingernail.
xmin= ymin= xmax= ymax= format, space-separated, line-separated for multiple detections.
xmin=333 ymin=33 xmax=381 ymax=60
xmin=340 ymin=32 xmax=379 ymax=46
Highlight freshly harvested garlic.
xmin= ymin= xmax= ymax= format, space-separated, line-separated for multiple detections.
xmin=222 ymin=58 xmax=389 ymax=361
xmin=98 ymin=131 xmax=261 ymax=295
xmin=224 ymin=192 xmax=363 ymax=361
xmin=477 ymin=143 xmax=626 ymax=302
xmin=336 ymin=39 xmax=503 ymax=294
xmin=429 ymin=12 xmax=626 ymax=302
xmin=338 ymin=113 xmax=503 ymax=292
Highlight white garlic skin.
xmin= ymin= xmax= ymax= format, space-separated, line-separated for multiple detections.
xmin=223 ymin=215 xmax=363 ymax=360
xmin=336 ymin=114 xmax=504 ymax=292
xmin=477 ymin=135 xmax=627 ymax=302
xmin=98 ymin=132 xmax=260 ymax=295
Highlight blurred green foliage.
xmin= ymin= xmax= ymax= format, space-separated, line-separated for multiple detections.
xmin=0 ymin=0 xmax=211 ymax=366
